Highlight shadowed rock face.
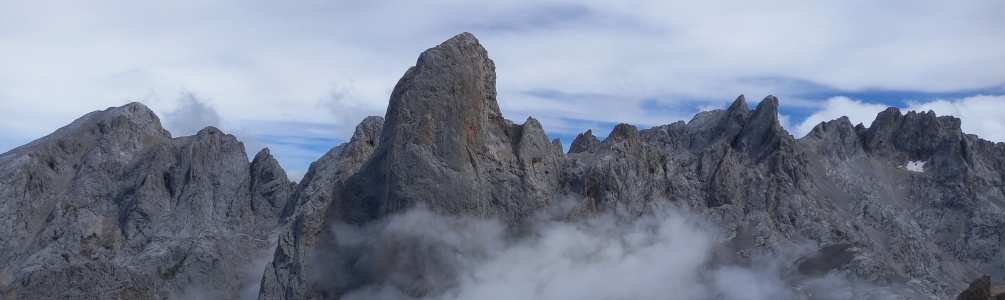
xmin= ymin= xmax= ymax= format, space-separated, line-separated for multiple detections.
xmin=258 ymin=116 xmax=384 ymax=300
xmin=3 ymin=32 xmax=1005 ymax=299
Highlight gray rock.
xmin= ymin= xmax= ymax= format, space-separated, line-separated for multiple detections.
xmin=258 ymin=116 xmax=384 ymax=300
xmin=569 ymin=129 xmax=600 ymax=154
xmin=251 ymin=148 xmax=292 ymax=219
xmin=333 ymin=32 xmax=561 ymax=227
xmin=0 ymin=103 xmax=289 ymax=299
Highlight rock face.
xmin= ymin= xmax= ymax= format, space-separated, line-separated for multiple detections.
xmin=0 ymin=104 xmax=290 ymax=299
xmin=338 ymin=32 xmax=562 ymax=225
xmin=258 ymin=116 xmax=384 ymax=300
xmin=259 ymin=32 xmax=565 ymax=298
xmin=2 ymin=32 xmax=1004 ymax=299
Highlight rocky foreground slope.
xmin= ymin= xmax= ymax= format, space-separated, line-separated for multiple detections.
xmin=2 ymin=32 xmax=1004 ymax=299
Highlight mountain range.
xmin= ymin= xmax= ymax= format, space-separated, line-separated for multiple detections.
xmin=1 ymin=32 xmax=1003 ymax=299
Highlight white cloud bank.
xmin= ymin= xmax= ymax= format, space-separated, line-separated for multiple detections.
xmin=319 ymin=203 xmax=920 ymax=300
xmin=791 ymin=95 xmax=1005 ymax=143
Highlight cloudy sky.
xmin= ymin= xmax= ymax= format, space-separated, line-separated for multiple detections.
xmin=2 ymin=1 xmax=1003 ymax=180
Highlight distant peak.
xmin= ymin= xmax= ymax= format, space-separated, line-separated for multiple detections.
xmin=862 ymin=105 xmax=965 ymax=159
xmin=743 ymin=95 xmax=780 ymax=128
xmin=120 ymin=101 xmax=151 ymax=111
xmin=94 ymin=102 xmax=171 ymax=139
xmin=755 ymin=95 xmax=779 ymax=113
xmin=877 ymin=106 xmax=902 ymax=118
xmin=522 ymin=116 xmax=543 ymax=129
xmin=569 ymin=129 xmax=601 ymax=154
xmin=603 ymin=123 xmax=641 ymax=149
xmin=728 ymin=95 xmax=749 ymax=113
xmin=866 ymin=107 xmax=903 ymax=133
xmin=389 ymin=32 xmax=496 ymax=105
xmin=444 ymin=32 xmax=479 ymax=46
xmin=196 ymin=126 xmax=224 ymax=136
xmin=106 ymin=102 xmax=160 ymax=124
xmin=351 ymin=116 xmax=384 ymax=145
xmin=608 ymin=123 xmax=640 ymax=140
xmin=414 ymin=32 xmax=491 ymax=77
xmin=255 ymin=147 xmax=272 ymax=159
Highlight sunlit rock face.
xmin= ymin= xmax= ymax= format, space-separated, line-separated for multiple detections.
xmin=2 ymin=32 xmax=1004 ymax=300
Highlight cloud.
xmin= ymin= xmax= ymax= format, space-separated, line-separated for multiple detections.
xmin=317 ymin=80 xmax=386 ymax=138
xmin=316 ymin=202 xmax=924 ymax=300
xmin=163 ymin=92 xmax=222 ymax=137
xmin=240 ymin=241 xmax=277 ymax=300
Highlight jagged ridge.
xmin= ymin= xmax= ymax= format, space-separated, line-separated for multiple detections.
xmin=2 ymin=32 xmax=1004 ymax=299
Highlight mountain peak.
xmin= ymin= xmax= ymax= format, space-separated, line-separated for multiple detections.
xmin=98 ymin=102 xmax=169 ymax=136
xmin=439 ymin=32 xmax=480 ymax=50
xmin=728 ymin=95 xmax=749 ymax=113
xmin=863 ymin=106 xmax=964 ymax=159
xmin=755 ymin=95 xmax=779 ymax=114
xmin=384 ymin=32 xmax=499 ymax=138
xmin=341 ymin=32 xmax=556 ymax=224
xmin=569 ymin=129 xmax=600 ymax=154
xmin=732 ymin=95 xmax=787 ymax=161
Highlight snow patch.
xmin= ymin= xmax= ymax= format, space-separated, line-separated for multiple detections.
xmin=906 ymin=161 xmax=925 ymax=172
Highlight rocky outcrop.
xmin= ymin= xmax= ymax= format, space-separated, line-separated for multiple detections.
xmin=251 ymin=148 xmax=293 ymax=220
xmin=0 ymin=103 xmax=289 ymax=299
xmin=336 ymin=32 xmax=562 ymax=226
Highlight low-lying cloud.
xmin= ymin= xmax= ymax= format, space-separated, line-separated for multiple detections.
xmin=316 ymin=202 xmax=924 ymax=300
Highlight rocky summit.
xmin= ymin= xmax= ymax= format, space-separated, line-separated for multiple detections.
xmin=2 ymin=32 xmax=1004 ymax=299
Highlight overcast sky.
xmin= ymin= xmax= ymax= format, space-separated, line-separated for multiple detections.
xmin=2 ymin=1 xmax=1003 ymax=181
